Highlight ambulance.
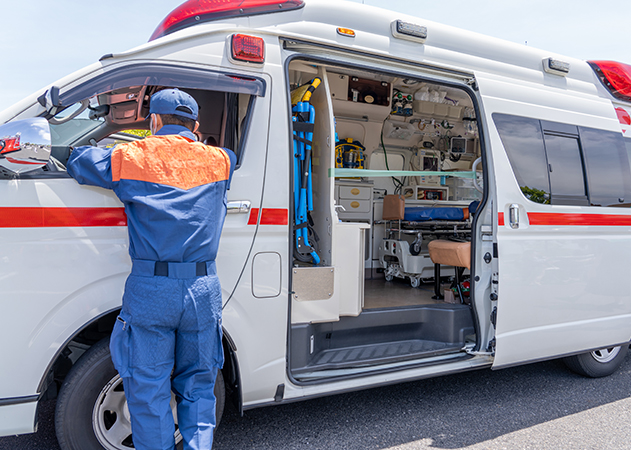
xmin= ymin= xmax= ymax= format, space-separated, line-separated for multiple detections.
xmin=2 ymin=0 xmax=631 ymax=448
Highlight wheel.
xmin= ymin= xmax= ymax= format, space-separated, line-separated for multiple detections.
xmin=410 ymin=277 xmax=420 ymax=288
xmin=385 ymin=274 xmax=394 ymax=282
xmin=409 ymin=242 xmax=421 ymax=256
xmin=55 ymin=337 xmax=225 ymax=450
xmin=563 ymin=344 xmax=629 ymax=378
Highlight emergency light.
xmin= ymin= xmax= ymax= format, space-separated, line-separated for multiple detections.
xmin=149 ymin=0 xmax=305 ymax=41
xmin=589 ymin=61 xmax=631 ymax=103
xmin=543 ymin=57 xmax=570 ymax=76
xmin=232 ymin=34 xmax=265 ymax=63
xmin=616 ymin=107 xmax=631 ymax=126
xmin=391 ymin=20 xmax=427 ymax=44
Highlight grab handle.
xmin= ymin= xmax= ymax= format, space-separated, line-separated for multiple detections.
xmin=509 ymin=204 xmax=520 ymax=229
xmin=227 ymin=201 xmax=251 ymax=214
xmin=472 ymin=157 xmax=483 ymax=193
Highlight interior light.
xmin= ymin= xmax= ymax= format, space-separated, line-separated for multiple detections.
xmin=149 ymin=0 xmax=305 ymax=41
xmin=543 ymin=58 xmax=570 ymax=76
xmin=231 ymin=34 xmax=265 ymax=63
xmin=391 ymin=20 xmax=427 ymax=43
xmin=589 ymin=60 xmax=631 ymax=102
xmin=337 ymin=28 xmax=356 ymax=38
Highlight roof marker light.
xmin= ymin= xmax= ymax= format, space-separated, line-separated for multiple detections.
xmin=543 ymin=57 xmax=570 ymax=76
xmin=391 ymin=20 xmax=427 ymax=44
xmin=337 ymin=27 xmax=356 ymax=38
xmin=231 ymin=34 xmax=265 ymax=63
xmin=589 ymin=60 xmax=631 ymax=103
xmin=149 ymin=0 xmax=305 ymax=41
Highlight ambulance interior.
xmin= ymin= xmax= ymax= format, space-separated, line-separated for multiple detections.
xmin=288 ymin=60 xmax=484 ymax=379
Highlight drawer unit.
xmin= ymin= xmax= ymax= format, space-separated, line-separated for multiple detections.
xmin=335 ymin=181 xmax=373 ymax=222
xmin=339 ymin=185 xmax=371 ymax=200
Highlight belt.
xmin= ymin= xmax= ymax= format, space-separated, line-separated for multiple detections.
xmin=131 ymin=259 xmax=216 ymax=279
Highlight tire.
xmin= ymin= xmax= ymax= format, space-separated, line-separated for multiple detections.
xmin=55 ymin=337 xmax=225 ymax=450
xmin=563 ymin=344 xmax=629 ymax=378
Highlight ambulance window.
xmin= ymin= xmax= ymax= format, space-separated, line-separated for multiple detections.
xmin=543 ymin=133 xmax=589 ymax=206
xmin=493 ymin=114 xmax=551 ymax=204
xmin=579 ymin=127 xmax=631 ymax=207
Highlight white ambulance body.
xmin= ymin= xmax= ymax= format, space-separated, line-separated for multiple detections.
xmin=1 ymin=0 xmax=631 ymax=448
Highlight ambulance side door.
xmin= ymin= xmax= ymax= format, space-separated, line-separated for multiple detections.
xmin=216 ymin=73 xmax=273 ymax=300
xmin=477 ymin=73 xmax=631 ymax=368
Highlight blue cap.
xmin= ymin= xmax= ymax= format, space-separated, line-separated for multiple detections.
xmin=148 ymin=88 xmax=198 ymax=120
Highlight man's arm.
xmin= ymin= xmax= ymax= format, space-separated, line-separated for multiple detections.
xmin=67 ymin=146 xmax=115 ymax=190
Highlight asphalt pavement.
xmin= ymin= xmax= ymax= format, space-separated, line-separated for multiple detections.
xmin=2 ymin=354 xmax=630 ymax=450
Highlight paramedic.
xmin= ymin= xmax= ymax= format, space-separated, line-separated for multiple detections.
xmin=66 ymin=88 xmax=236 ymax=450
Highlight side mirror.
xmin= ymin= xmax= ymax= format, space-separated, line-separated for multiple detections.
xmin=0 ymin=118 xmax=51 ymax=175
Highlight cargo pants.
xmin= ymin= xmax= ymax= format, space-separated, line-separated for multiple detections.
xmin=110 ymin=260 xmax=223 ymax=450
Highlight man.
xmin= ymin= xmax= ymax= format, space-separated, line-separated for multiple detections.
xmin=67 ymin=88 xmax=236 ymax=450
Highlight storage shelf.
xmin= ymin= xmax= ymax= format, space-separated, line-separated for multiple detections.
xmin=330 ymin=168 xmax=477 ymax=179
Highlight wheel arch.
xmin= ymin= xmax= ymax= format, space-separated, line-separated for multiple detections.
xmin=221 ymin=326 xmax=243 ymax=415
xmin=37 ymin=308 xmax=120 ymax=400
xmin=39 ymin=310 xmax=243 ymax=415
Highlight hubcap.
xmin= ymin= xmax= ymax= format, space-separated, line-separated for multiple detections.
xmin=591 ymin=346 xmax=621 ymax=364
xmin=92 ymin=374 xmax=182 ymax=450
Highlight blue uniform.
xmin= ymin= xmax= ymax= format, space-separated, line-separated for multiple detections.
xmin=67 ymin=124 xmax=236 ymax=450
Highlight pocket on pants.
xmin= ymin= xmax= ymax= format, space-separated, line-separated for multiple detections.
xmin=110 ymin=315 xmax=132 ymax=378
xmin=212 ymin=319 xmax=224 ymax=368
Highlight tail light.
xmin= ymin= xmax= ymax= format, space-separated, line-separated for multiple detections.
xmin=589 ymin=60 xmax=631 ymax=102
xmin=149 ymin=0 xmax=305 ymax=41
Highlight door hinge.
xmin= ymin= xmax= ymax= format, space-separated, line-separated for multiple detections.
xmin=490 ymin=306 xmax=497 ymax=327
xmin=490 ymin=272 xmax=498 ymax=301
xmin=487 ymin=338 xmax=496 ymax=354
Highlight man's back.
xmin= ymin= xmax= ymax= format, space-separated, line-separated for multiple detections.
xmin=68 ymin=125 xmax=235 ymax=262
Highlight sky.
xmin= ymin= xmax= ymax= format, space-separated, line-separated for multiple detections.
xmin=0 ymin=0 xmax=628 ymax=112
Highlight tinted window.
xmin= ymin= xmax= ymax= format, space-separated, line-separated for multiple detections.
xmin=543 ymin=133 xmax=588 ymax=205
xmin=493 ymin=114 xmax=550 ymax=204
xmin=495 ymin=113 xmax=631 ymax=208
xmin=580 ymin=127 xmax=631 ymax=207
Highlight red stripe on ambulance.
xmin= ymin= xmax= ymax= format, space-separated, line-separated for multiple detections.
xmin=0 ymin=207 xmax=127 ymax=227
xmin=528 ymin=212 xmax=631 ymax=226
xmin=247 ymin=208 xmax=289 ymax=225
xmin=499 ymin=211 xmax=631 ymax=227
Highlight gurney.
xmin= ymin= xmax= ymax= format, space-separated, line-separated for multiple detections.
xmin=377 ymin=197 xmax=476 ymax=287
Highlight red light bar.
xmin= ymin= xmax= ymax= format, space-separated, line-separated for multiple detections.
xmin=589 ymin=60 xmax=631 ymax=103
xmin=232 ymin=34 xmax=265 ymax=63
xmin=149 ymin=0 xmax=305 ymax=41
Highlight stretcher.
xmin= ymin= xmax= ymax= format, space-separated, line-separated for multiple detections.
xmin=377 ymin=203 xmax=474 ymax=287
xmin=292 ymin=78 xmax=322 ymax=264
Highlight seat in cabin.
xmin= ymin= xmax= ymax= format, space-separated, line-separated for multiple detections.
xmin=428 ymin=239 xmax=471 ymax=303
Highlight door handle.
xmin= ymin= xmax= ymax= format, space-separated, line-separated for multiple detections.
xmin=227 ymin=200 xmax=251 ymax=214
xmin=509 ymin=204 xmax=519 ymax=229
